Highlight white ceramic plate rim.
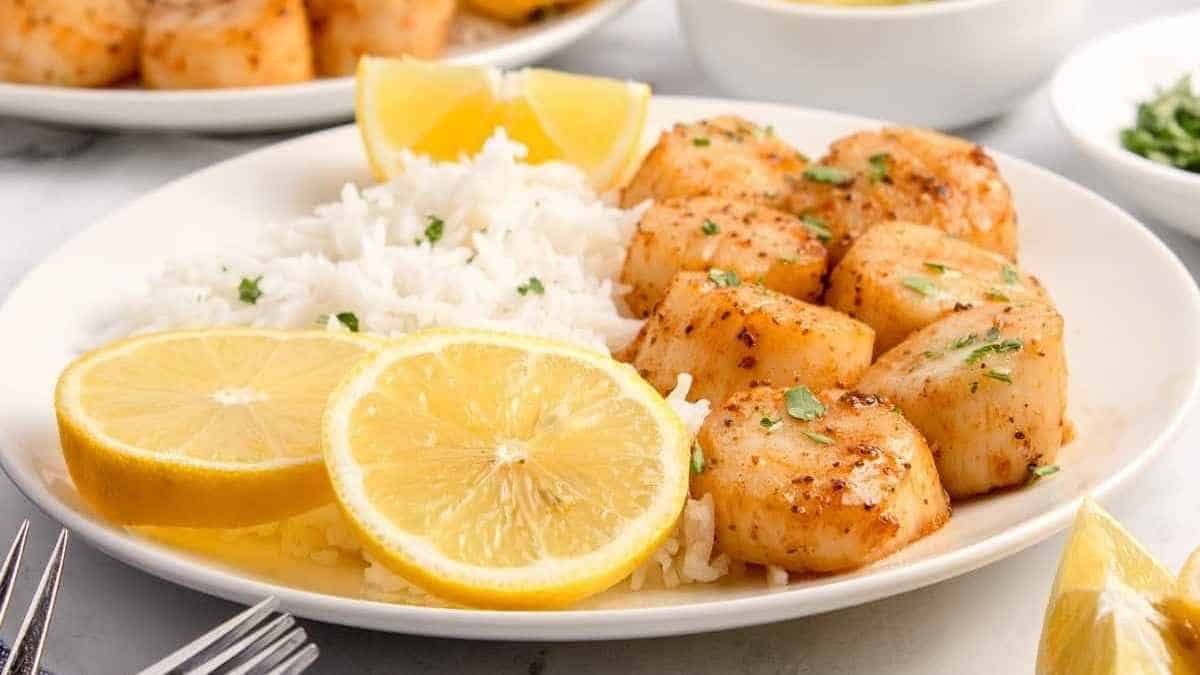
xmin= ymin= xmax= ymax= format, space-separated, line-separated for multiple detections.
xmin=720 ymin=0 xmax=1007 ymax=19
xmin=1050 ymin=7 xmax=1200 ymax=192
xmin=0 ymin=0 xmax=635 ymax=131
xmin=3 ymin=96 xmax=1199 ymax=641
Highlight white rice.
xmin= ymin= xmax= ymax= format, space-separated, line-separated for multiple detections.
xmin=92 ymin=132 xmax=749 ymax=601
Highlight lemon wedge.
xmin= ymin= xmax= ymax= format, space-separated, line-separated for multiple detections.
xmin=1037 ymin=498 xmax=1199 ymax=674
xmin=322 ymin=329 xmax=689 ymax=609
xmin=55 ymin=329 xmax=380 ymax=527
xmin=1167 ymin=547 xmax=1200 ymax=639
xmin=356 ymin=58 xmax=650 ymax=190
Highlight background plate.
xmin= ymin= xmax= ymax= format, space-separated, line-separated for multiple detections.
xmin=0 ymin=0 xmax=635 ymax=133
xmin=1 ymin=96 xmax=1197 ymax=640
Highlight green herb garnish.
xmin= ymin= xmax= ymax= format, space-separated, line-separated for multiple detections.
xmin=1120 ymin=75 xmax=1200 ymax=174
xmin=985 ymin=367 xmax=1013 ymax=383
xmin=784 ymin=385 xmax=825 ymax=421
xmin=803 ymin=165 xmax=853 ymax=186
xmin=923 ymin=261 xmax=952 ymax=274
xmin=238 ymin=276 xmax=263 ymax=304
xmin=902 ymin=276 xmax=938 ymax=297
xmin=868 ymin=152 xmax=892 ymax=183
xmin=985 ymin=326 xmax=1001 ymax=342
xmin=424 ymin=215 xmax=444 ymax=244
xmin=1002 ymin=265 xmax=1019 ymax=285
xmin=800 ymin=430 xmax=834 ymax=445
xmin=1028 ymin=464 xmax=1060 ymax=483
xmin=691 ymin=443 xmax=706 ymax=474
xmin=966 ymin=338 xmax=1023 ymax=364
xmin=701 ymin=219 xmax=720 ymax=236
xmin=760 ymin=415 xmax=783 ymax=430
xmin=801 ymin=214 xmax=832 ymax=243
xmin=707 ymin=268 xmax=740 ymax=288
xmin=985 ymin=288 xmax=1011 ymax=302
xmin=693 ymin=137 xmax=711 ymax=147
xmin=335 ymin=312 xmax=359 ymax=332
xmin=517 ymin=277 xmax=545 ymax=296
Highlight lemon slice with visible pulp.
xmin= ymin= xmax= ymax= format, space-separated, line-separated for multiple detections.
xmin=55 ymin=329 xmax=381 ymax=527
xmin=1037 ymin=498 xmax=1199 ymax=674
xmin=322 ymin=329 xmax=690 ymax=609
xmin=356 ymin=58 xmax=650 ymax=190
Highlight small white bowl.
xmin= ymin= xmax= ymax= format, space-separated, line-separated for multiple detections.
xmin=1051 ymin=9 xmax=1200 ymax=237
xmin=677 ymin=0 xmax=1084 ymax=129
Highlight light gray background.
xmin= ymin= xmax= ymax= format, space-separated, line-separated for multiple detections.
xmin=2 ymin=0 xmax=1198 ymax=672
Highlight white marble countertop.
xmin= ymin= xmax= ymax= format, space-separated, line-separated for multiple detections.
xmin=3 ymin=0 xmax=1199 ymax=672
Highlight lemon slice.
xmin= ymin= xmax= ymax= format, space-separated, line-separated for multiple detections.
xmin=356 ymin=57 xmax=651 ymax=190
xmin=322 ymin=329 xmax=689 ymax=609
xmin=1037 ymin=498 xmax=1199 ymax=674
xmin=1167 ymin=547 xmax=1200 ymax=637
xmin=56 ymin=329 xmax=381 ymax=528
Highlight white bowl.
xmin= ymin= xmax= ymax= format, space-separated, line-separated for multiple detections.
xmin=677 ymin=0 xmax=1084 ymax=129
xmin=1051 ymin=9 xmax=1200 ymax=238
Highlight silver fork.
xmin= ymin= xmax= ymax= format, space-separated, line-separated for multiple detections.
xmin=0 ymin=521 xmax=318 ymax=675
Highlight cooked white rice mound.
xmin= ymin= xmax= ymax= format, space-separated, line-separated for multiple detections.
xmin=92 ymin=132 xmax=742 ymax=601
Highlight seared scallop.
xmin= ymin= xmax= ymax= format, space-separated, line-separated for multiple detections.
xmin=307 ymin=0 xmax=456 ymax=77
xmin=0 ymin=0 xmax=145 ymax=86
xmin=826 ymin=222 xmax=1050 ymax=354
xmin=620 ymin=196 xmax=827 ymax=318
xmin=859 ymin=302 xmax=1068 ymax=498
xmin=627 ymin=272 xmax=874 ymax=405
xmin=692 ymin=386 xmax=950 ymax=573
xmin=789 ymin=127 xmax=1018 ymax=262
xmin=621 ymin=116 xmax=809 ymax=211
xmin=142 ymin=0 xmax=314 ymax=89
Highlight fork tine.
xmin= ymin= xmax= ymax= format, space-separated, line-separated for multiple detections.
xmin=262 ymin=643 xmax=319 ymax=675
xmin=0 ymin=520 xmax=30 ymax=627
xmin=1 ymin=529 xmax=68 ymax=675
xmin=188 ymin=613 xmax=294 ymax=675
xmin=224 ymin=627 xmax=309 ymax=675
xmin=135 ymin=597 xmax=278 ymax=675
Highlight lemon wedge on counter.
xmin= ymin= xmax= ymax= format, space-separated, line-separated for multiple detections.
xmin=55 ymin=329 xmax=381 ymax=527
xmin=1167 ymin=547 xmax=1200 ymax=637
xmin=1037 ymin=498 xmax=1199 ymax=674
xmin=322 ymin=329 xmax=689 ymax=609
xmin=356 ymin=58 xmax=650 ymax=190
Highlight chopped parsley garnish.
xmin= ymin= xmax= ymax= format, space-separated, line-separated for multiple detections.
xmin=335 ymin=312 xmax=359 ymax=332
xmin=923 ymin=261 xmax=952 ymax=274
xmin=701 ymin=219 xmax=720 ymax=236
xmin=753 ymin=125 xmax=775 ymax=139
xmin=868 ymin=152 xmax=892 ymax=183
xmin=953 ymin=333 xmax=979 ymax=350
xmin=424 ymin=215 xmax=444 ymax=244
xmin=985 ymin=367 xmax=1013 ymax=383
xmin=984 ymin=288 xmax=1011 ymax=302
xmin=800 ymin=430 xmax=834 ymax=445
xmin=517 ymin=277 xmax=545 ymax=295
xmin=1002 ymin=265 xmax=1020 ymax=285
xmin=1120 ymin=75 xmax=1200 ymax=174
xmin=1028 ymin=464 xmax=1060 ymax=483
xmin=690 ymin=443 xmax=706 ymax=474
xmin=901 ymin=276 xmax=938 ymax=297
xmin=760 ymin=415 xmax=783 ymax=430
xmin=801 ymin=214 xmax=832 ymax=243
xmin=965 ymin=338 xmax=1023 ymax=364
xmin=238 ymin=276 xmax=263 ymax=304
xmin=693 ymin=137 xmax=711 ymax=147
xmin=707 ymin=268 xmax=740 ymax=287
xmin=803 ymin=165 xmax=853 ymax=186
xmin=784 ymin=385 xmax=825 ymax=421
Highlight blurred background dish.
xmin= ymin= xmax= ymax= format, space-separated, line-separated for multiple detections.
xmin=677 ymin=0 xmax=1084 ymax=129
xmin=1052 ymin=8 xmax=1200 ymax=238
xmin=0 ymin=0 xmax=635 ymax=132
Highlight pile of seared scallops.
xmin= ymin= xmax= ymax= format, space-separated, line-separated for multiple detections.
xmin=0 ymin=0 xmax=580 ymax=89
xmin=617 ymin=116 xmax=1068 ymax=575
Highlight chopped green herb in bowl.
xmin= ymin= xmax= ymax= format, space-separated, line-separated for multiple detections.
xmin=1120 ymin=75 xmax=1200 ymax=174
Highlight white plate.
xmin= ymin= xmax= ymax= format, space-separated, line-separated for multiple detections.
xmin=0 ymin=0 xmax=634 ymax=133
xmin=2 ymin=97 xmax=1198 ymax=641
xmin=1051 ymin=8 xmax=1200 ymax=237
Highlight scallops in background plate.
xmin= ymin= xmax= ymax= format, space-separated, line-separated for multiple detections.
xmin=1051 ymin=9 xmax=1200 ymax=238
xmin=678 ymin=0 xmax=1084 ymax=129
